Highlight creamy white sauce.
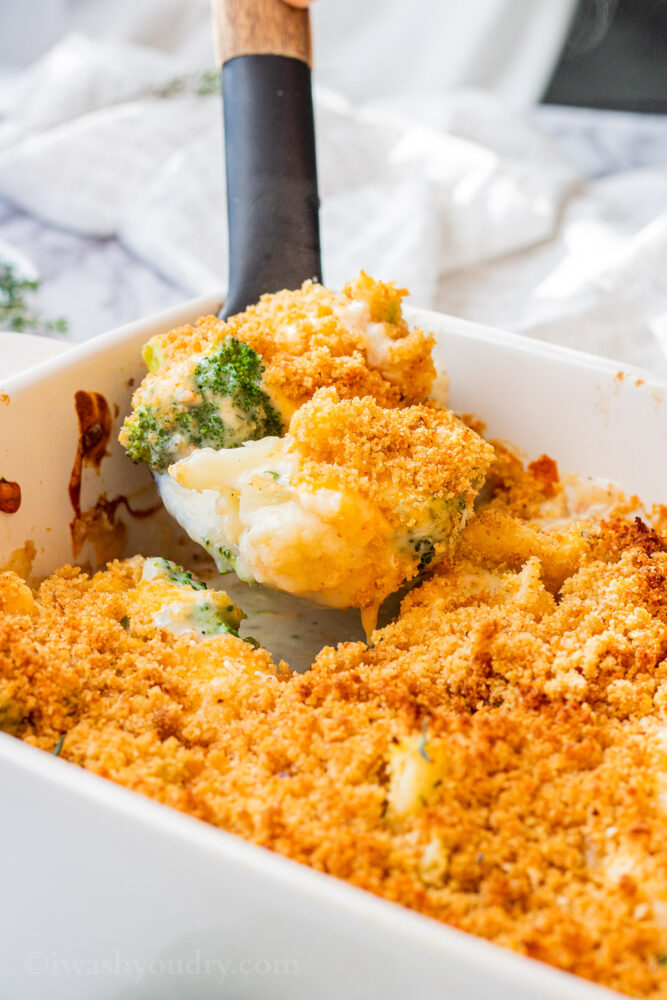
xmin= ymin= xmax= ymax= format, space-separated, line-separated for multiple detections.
xmin=215 ymin=396 xmax=253 ymax=438
xmin=151 ymin=596 xmax=233 ymax=638
xmin=152 ymin=600 xmax=202 ymax=636
xmin=536 ymin=474 xmax=636 ymax=528
xmin=334 ymin=301 xmax=405 ymax=385
xmin=141 ymin=557 xmax=169 ymax=582
xmin=166 ymin=439 xmax=393 ymax=609
xmin=144 ymin=355 xmax=202 ymax=409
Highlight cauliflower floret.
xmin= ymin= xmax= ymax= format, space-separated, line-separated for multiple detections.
xmin=387 ymin=727 xmax=445 ymax=818
xmin=167 ymin=390 xmax=493 ymax=619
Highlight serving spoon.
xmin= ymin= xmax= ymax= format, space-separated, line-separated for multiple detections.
xmin=214 ymin=0 xmax=322 ymax=318
xmin=152 ymin=0 xmax=365 ymax=665
xmin=154 ymin=0 xmax=322 ymax=548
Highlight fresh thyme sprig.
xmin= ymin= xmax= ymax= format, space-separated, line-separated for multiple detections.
xmin=0 ymin=263 xmax=68 ymax=335
xmin=153 ymin=69 xmax=219 ymax=100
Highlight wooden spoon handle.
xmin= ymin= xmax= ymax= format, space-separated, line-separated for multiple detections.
xmin=212 ymin=0 xmax=312 ymax=66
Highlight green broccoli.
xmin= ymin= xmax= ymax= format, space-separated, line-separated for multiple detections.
xmin=122 ymin=405 xmax=173 ymax=469
xmin=142 ymin=557 xmax=246 ymax=636
xmin=121 ymin=337 xmax=283 ymax=471
xmin=403 ymin=495 xmax=472 ymax=573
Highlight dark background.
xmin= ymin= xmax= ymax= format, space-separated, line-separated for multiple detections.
xmin=544 ymin=0 xmax=667 ymax=112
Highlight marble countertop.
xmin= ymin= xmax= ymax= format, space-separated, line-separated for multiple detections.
xmin=1 ymin=103 xmax=666 ymax=353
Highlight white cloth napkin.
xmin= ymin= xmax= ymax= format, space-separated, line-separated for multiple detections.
xmin=0 ymin=33 xmax=666 ymax=376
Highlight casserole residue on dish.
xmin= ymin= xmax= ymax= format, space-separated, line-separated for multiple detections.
xmin=2 ymin=276 xmax=667 ymax=999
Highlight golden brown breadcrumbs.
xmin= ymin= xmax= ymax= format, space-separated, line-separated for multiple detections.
xmin=128 ymin=274 xmax=435 ymax=420
xmin=2 ymin=451 xmax=667 ymax=999
xmin=289 ymin=388 xmax=494 ymax=524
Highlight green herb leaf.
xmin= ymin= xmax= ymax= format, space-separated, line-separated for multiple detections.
xmin=196 ymin=70 xmax=219 ymax=96
xmin=154 ymin=69 xmax=219 ymax=100
xmin=0 ymin=263 xmax=68 ymax=336
xmin=53 ymin=734 xmax=65 ymax=756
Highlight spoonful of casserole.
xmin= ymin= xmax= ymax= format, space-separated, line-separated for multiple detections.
xmin=120 ymin=275 xmax=494 ymax=631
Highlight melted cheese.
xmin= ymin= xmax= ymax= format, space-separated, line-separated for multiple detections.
xmin=168 ymin=439 xmax=396 ymax=610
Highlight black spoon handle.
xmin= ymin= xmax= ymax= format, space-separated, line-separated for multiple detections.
xmin=213 ymin=0 xmax=322 ymax=319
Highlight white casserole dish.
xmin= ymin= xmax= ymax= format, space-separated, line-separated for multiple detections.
xmin=2 ymin=294 xmax=665 ymax=1000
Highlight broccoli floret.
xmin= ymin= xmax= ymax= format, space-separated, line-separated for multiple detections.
xmin=194 ymin=338 xmax=267 ymax=407
xmin=123 ymin=405 xmax=174 ymax=469
xmin=142 ymin=557 xmax=246 ymax=635
xmin=121 ymin=337 xmax=283 ymax=471
xmin=413 ymin=537 xmax=436 ymax=570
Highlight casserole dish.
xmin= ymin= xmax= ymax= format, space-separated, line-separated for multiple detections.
xmin=2 ymin=293 xmax=664 ymax=1000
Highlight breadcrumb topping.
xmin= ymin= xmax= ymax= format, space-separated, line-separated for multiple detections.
xmin=289 ymin=388 xmax=494 ymax=522
xmin=3 ymin=458 xmax=667 ymax=997
xmin=6 ymin=275 xmax=667 ymax=996
xmin=130 ymin=274 xmax=435 ymax=420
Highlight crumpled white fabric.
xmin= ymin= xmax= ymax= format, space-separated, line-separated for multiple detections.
xmin=0 ymin=33 xmax=666 ymax=376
